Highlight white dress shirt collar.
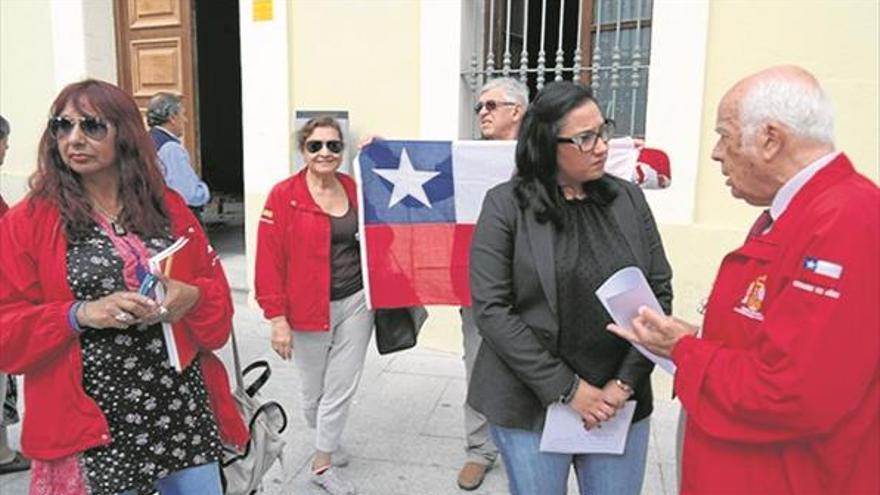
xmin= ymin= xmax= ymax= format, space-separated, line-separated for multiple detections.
xmin=769 ymin=151 xmax=840 ymax=221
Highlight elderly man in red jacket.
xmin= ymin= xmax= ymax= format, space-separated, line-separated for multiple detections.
xmin=609 ymin=65 xmax=879 ymax=494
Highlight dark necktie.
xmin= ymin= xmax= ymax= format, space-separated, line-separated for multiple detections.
xmin=747 ymin=209 xmax=773 ymax=240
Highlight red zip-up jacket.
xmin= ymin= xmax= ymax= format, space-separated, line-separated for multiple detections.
xmin=255 ymin=169 xmax=358 ymax=330
xmin=0 ymin=190 xmax=248 ymax=460
xmin=672 ymin=154 xmax=879 ymax=494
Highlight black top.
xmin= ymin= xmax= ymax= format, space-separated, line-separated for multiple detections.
xmin=467 ymin=176 xmax=672 ymax=431
xmin=554 ymin=186 xmax=653 ymax=423
xmin=67 ymin=223 xmax=222 ymax=495
xmin=329 ymin=205 xmax=363 ymax=300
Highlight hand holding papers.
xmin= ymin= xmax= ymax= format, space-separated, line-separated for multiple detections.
xmin=147 ymin=237 xmax=197 ymax=372
xmin=540 ymin=401 xmax=637 ymax=454
xmin=596 ymin=267 xmax=677 ymax=374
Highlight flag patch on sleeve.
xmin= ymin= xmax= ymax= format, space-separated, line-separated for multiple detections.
xmin=260 ymin=208 xmax=274 ymax=224
xmin=803 ymin=257 xmax=843 ymax=279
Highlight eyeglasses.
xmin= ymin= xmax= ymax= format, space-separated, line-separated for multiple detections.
xmin=48 ymin=116 xmax=110 ymax=141
xmin=305 ymin=140 xmax=344 ymax=154
xmin=556 ymin=120 xmax=615 ymax=152
xmin=474 ymin=100 xmax=518 ymax=114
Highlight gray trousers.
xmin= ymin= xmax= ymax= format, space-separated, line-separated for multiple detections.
xmin=292 ymin=290 xmax=373 ymax=454
xmin=460 ymin=307 xmax=498 ymax=465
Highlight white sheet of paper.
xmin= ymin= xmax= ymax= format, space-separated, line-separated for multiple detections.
xmin=596 ymin=266 xmax=677 ymax=374
xmin=539 ymin=401 xmax=637 ymax=454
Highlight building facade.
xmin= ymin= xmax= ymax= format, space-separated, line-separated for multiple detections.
xmin=1 ymin=0 xmax=877 ymax=348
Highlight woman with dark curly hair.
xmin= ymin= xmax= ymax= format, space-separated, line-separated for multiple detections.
xmin=0 ymin=80 xmax=246 ymax=495
xmin=468 ymin=81 xmax=673 ymax=495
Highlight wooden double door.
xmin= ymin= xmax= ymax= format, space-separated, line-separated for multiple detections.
xmin=114 ymin=0 xmax=200 ymax=173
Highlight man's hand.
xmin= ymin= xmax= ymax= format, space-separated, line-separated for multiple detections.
xmin=271 ymin=317 xmax=293 ymax=360
xmin=568 ymin=379 xmax=618 ymax=430
xmin=607 ymin=306 xmax=699 ymax=357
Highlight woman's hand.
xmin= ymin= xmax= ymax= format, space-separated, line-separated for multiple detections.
xmin=601 ymin=379 xmax=633 ymax=410
xmin=77 ymin=292 xmax=157 ymax=330
xmin=156 ymin=275 xmax=201 ymax=323
xmin=568 ymin=379 xmax=618 ymax=429
xmin=271 ymin=317 xmax=293 ymax=360
xmin=358 ymin=135 xmax=382 ymax=150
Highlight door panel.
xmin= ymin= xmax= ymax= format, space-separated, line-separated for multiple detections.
xmin=115 ymin=0 xmax=200 ymax=173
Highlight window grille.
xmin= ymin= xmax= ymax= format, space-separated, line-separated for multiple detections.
xmin=464 ymin=0 xmax=654 ymax=137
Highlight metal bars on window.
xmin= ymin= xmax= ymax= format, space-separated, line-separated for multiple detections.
xmin=465 ymin=0 xmax=653 ymax=137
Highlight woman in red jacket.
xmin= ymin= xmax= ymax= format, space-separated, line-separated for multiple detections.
xmin=0 ymin=80 xmax=245 ymax=495
xmin=0 ymin=113 xmax=31 ymax=477
xmin=256 ymin=116 xmax=372 ymax=495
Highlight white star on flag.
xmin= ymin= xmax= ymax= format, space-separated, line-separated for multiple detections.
xmin=372 ymin=147 xmax=440 ymax=208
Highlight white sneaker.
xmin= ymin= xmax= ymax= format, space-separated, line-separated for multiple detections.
xmin=331 ymin=446 xmax=350 ymax=467
xmin=311 ymin=466 xmax=357 ymax=495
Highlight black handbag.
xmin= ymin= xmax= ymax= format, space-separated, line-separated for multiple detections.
xmin=374 ymin=306 xmax=429 ymax=355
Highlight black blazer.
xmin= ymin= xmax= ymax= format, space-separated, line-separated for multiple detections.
xmin=467 ymin=176 xmax=673 ymax=431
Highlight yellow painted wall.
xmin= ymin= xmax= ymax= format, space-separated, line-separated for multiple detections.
xmin=244 ymin=0 xmax=423 ymax=305
xmin=0 ymin=0 xmax=56 ymax=203
xmin=695 ymin=0 xmax=879 ymax=227
xmin=658 ymin=0 xmax=879 ymax=336
xmin=289 ymin=0 xmax=421 ymax=141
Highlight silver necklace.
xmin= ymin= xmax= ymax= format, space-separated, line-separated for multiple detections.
xmin=92 ymin=200 xmax=126 ymax=235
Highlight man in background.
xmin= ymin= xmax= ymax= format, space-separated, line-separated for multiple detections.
xmin=455 ymin=77 xmax=528 ymax=491
xmin=147 ymin=93 xmax=211 ymax=210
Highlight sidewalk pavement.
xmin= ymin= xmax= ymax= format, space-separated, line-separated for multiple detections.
xmin=0 ymin=226 xmax=681 ymax=494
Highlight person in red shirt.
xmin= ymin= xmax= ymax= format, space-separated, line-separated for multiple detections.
xmin=0 ymin=113 xmax=31 ymax=477
xmin=255 ymin=116 xmax=370 ymax=495
xmin=609 ymin=65 xmax=879 ymax=494
xmin=0 ymin=80 xmax=245 ymax=495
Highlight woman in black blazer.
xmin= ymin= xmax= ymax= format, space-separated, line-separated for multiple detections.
xmin=468 ymin=81 xmax=672 ymax=495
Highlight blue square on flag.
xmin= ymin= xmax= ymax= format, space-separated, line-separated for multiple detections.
xmin=359 ymin=140 xmax=455 ymax=225
xmin=356 ymin=140 xmax=517 ymax=308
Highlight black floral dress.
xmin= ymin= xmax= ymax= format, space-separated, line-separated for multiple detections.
xmin=67 ymin=223 xmax=222 ymax=495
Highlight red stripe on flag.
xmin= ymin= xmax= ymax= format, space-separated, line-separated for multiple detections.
xmin=365 ymin=223 xmax=474 ymax=308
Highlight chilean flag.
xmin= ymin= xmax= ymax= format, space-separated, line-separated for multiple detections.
xmin=355 ymin=140 xmax=516 ymax=308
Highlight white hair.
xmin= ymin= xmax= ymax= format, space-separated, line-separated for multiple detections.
xmin=739 ymin=76 xmax=835 ymax=146
xmin=481 ymin=77 xmax=529 ymax=107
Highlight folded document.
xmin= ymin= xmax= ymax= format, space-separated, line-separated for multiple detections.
xmin=540 ymin=401 xmax=637 ymax=454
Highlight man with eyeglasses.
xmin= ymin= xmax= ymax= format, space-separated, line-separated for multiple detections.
xmin=456 ymin=77 xmax=528 ymax=491
xmin=608 ymin=65 xmax=879 ymax=494
xmin=147 ymin=93 xmax=211 ymax=211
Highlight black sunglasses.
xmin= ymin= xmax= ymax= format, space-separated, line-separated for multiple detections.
xmin=474 ymin=100 xmax=517 ymax=114
xmin=556 ymin=120 xmax=616 ymax=152
xmin=305 ymin=140 xmax=344 ymax=154
xmin=48 ymin=116 xmax=110 ymax=141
